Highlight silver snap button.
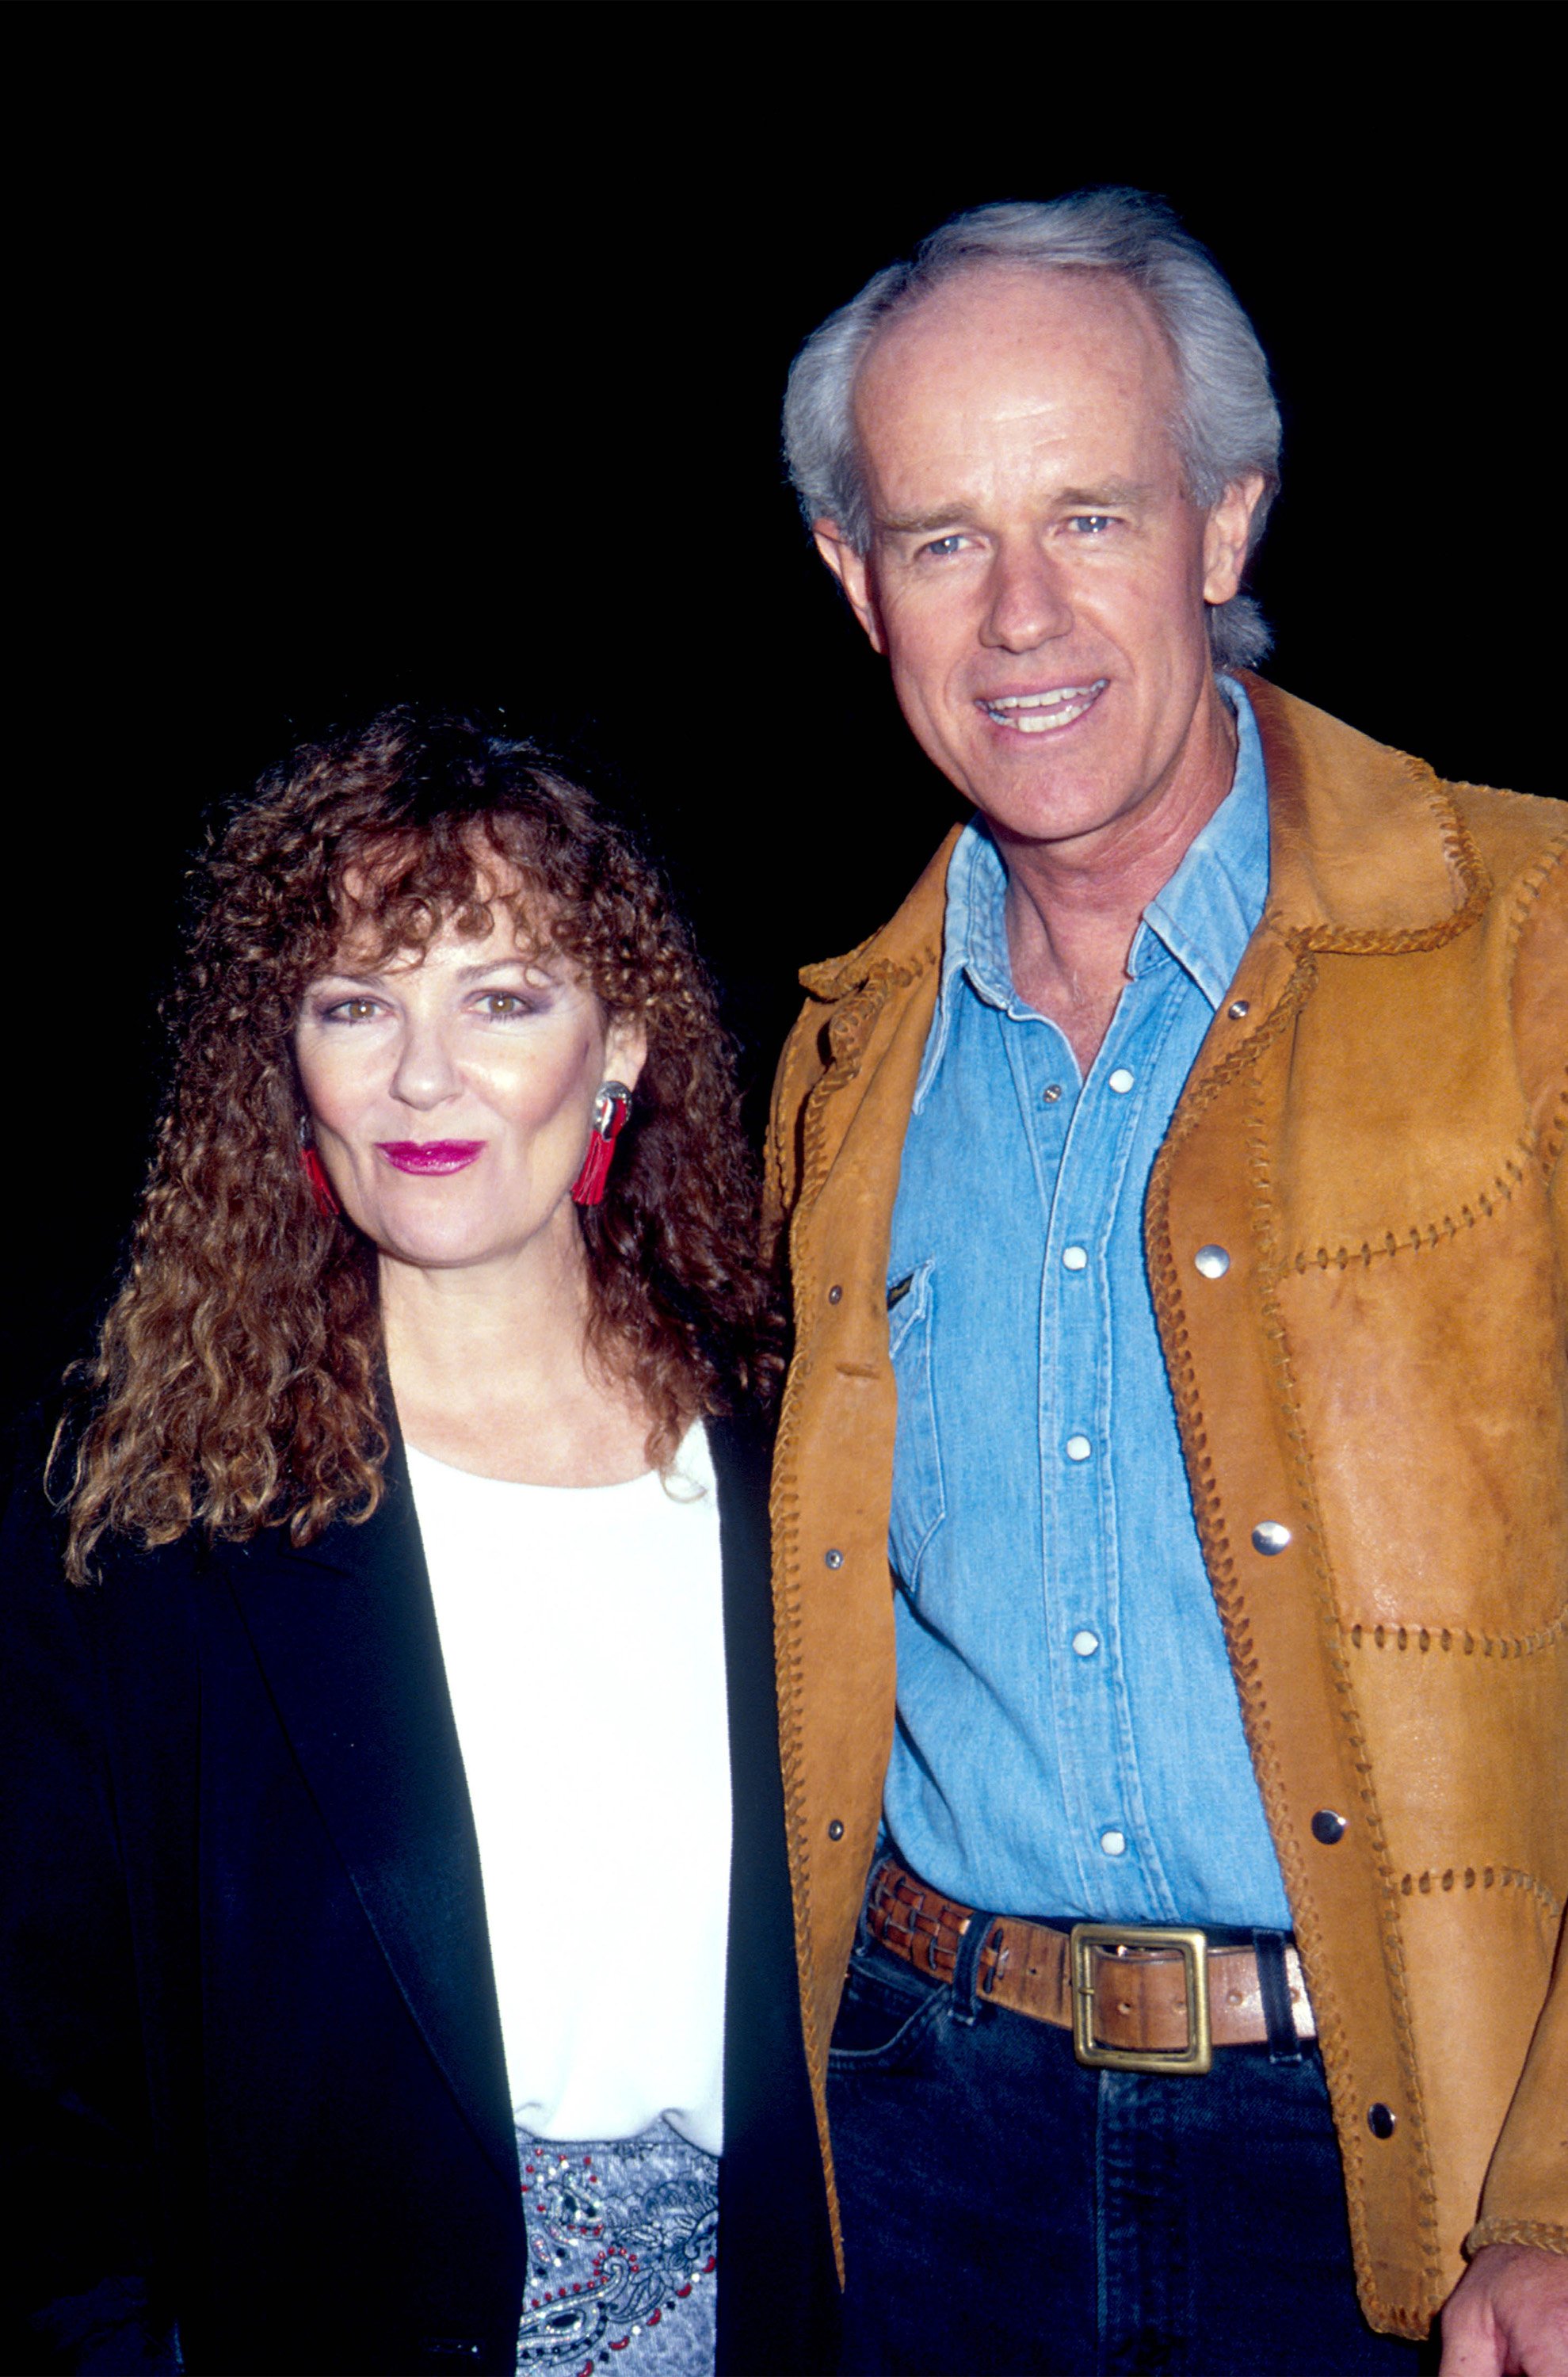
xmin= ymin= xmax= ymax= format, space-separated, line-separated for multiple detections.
xmin=824 ymin=1548 xmax=844 ymax=1570
xmin=1108 ymin=1067 xmax=1134 ymax=1093
xmin=1194 ymin=1245 xmax=1230 ymax=1280
xmin=1071 ymin=1629 xmax=1100 ymax=1658
xmin=1228 ymin=999 xmax=1250 ymax=1020
xmin=1043 ymin=1083 xmax=1063 ymax=1104
xmin=1100 ymin=1829 xmax=1127 ymax=1857
xmin=1252 ymin=1521 xmax=1292 ymax=1555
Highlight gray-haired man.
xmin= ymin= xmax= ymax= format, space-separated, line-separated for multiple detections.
xmin=765 ymin=190 xmax=1568 ymax=2373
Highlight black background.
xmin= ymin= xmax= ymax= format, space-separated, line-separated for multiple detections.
xmin=7 ymin=2 xmax=1561 ymax=1419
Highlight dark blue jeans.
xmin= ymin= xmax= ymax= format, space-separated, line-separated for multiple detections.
xmin=828 ymin=1929 xmax=1442 ymax=2377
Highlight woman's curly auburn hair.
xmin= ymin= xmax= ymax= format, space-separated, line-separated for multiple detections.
xmin=60 ymin=705 xmax=778 ymax=1582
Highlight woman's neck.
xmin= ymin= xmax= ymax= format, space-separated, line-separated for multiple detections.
xmin=379 ymin=1218 xmax=656 ymax=1487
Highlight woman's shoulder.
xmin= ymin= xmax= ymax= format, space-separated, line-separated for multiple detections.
xmin=1 ymin=1398 xmax=70 ymax=1562
xmin=0 ymin=1395 xmax=209 ymax=1645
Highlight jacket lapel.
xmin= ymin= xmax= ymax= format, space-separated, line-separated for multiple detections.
xmin=219 ymin=1433 xmax=517 ymax=2190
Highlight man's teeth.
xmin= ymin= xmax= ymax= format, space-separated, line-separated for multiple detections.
xmin=983 ymin=680 xmax=1108 ymax=733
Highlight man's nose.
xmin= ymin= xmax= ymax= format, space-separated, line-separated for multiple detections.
xmin=980 ymin=543 xmax=1073 ymax=653
xmin=389 ymin=1018 xmax=462 ymax=1110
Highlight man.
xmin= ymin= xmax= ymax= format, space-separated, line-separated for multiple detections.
xmin=765 ymin=189 xmax=1566 ymax=2374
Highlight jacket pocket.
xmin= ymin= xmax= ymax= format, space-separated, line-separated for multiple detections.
xmin=887 ymin=1258 xmax=945 ymax=1597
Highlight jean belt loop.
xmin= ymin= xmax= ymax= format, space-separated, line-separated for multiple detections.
xmin=948 ymin=1902 xmax=994 ymax=2028
xmin=858 ymin=1855 xmax=893 ymax=1956
xmin=1251 ymin=1929 xmax=1303 ymax=2063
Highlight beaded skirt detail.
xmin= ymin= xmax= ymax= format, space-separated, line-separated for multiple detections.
xmin=516 ymin=2119 xmax=718 ymax=2375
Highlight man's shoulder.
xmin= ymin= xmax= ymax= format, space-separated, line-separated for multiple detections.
xmin=1444 ymin=775 xmax=1568 ymax=891
xmin=794 ymin=826 xmax=963 ymax=1009
xmin=1243 ymin=675 xmax=1566 ymax=935
xmin=1248 ymin=675 xmax=1564 ymax=851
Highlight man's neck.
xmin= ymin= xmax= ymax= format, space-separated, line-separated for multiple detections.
xmin=994 ymin=681 xmax=1239 ymax=1073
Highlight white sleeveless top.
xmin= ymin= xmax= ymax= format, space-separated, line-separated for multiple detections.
xmin=406 ymin=1424 xmax=730 ymax=2154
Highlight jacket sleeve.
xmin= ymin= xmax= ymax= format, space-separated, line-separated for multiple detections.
xmin=1468 ymin=837 xmax=1568 ymax=2260
xmin=0 ymin=1433 xmax=178 ymax=2371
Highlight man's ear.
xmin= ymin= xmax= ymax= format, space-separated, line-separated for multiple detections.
xmin=812 ymin=520 xmax=887 ymax=655
xmin=1202 ymin=473 xmax=1266 ymax=608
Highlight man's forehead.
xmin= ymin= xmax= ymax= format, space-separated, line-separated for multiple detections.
xmin=852 ymin=264 xmax=1181 ymax=505
xmin=864 ymin=261 xmax=1170 ymax=374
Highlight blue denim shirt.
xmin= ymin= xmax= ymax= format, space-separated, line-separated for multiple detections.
xmin=884 ymin=681 xmax=1292 ymax=1930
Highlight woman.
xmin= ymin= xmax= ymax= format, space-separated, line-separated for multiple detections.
xmin=0 ymin=709 xmax=836 ymax=2377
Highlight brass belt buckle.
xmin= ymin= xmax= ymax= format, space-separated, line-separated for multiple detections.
xmin=1070 ymin=1923 xmax=1213 ymax=2075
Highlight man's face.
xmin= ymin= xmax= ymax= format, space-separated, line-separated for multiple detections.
xmin=816 ymin=265 xmax=1261 ymax=856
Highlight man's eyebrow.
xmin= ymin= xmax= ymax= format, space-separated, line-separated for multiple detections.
xmin=1055 ymin=479 xmax=1156 ymax=508
xmin=876 ymin=480 xmax=1158 ymax=537
xmin=875 ymin=506 xmax=985 ymax=536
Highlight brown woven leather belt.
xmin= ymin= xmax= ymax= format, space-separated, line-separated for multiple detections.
xmin=867 ymin=1857 xmax=1315 ymax=2076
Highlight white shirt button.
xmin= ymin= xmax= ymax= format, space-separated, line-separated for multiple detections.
xmin=1066 ymin=1435 xmax=1092 ymax=1463
xmin=1071 ymin=1629 xmax=1100 ymax=1658
xmin=1108 ymin=1067 xmax=1135 ymax=1093
xmin=1100 ymin=1829 xmax=1127 ymax=1857
xmin=1062 ymin=1245 xmax=1088 ymax=1271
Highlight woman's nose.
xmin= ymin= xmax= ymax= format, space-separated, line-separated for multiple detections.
xmin=389 ymin=1020 xmax=462 ymax=1110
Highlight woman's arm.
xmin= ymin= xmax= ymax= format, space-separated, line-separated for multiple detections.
xmin=0 ymin=1432 xmax=177 ymax=2373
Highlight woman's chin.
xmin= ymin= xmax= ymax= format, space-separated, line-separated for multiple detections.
xmin=364 ymin=1208 xmax=567 ymax=1276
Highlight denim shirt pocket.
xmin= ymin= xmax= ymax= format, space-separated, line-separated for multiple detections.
xmin=887 ymin=1257 xmax=946 ymax=1598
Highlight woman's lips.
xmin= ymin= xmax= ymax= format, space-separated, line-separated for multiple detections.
xmin=375 ymin=1140 xmax=486 ymax=1175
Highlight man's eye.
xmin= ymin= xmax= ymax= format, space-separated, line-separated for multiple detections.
xmin=919 ymin=535 xmax=967 ymax=559
xmin=1068 ymin=514 xmax=1115 ymax=535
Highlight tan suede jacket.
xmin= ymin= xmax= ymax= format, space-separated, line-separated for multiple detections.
xmin=764 ymin=677 xmax=1568 ymax=2338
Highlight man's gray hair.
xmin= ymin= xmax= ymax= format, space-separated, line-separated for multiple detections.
xmin=783 ymin=188 xmax=1281 ymax=670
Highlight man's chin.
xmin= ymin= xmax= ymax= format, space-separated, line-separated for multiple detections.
xmin=956 ymin=753 xmax=1124 ymax=849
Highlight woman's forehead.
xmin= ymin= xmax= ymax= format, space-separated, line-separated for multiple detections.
xmin=327 ymin=887 xmax=555 ymax=975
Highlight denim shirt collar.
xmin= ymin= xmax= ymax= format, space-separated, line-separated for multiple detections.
xmin=914 ymin=674 xmax=1270 ymax=1111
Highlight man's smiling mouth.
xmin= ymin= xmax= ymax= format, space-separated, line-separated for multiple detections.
xmin=979 ymin=680 xmax=1109 ymax=733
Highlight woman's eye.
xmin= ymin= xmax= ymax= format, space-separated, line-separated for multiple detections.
xmin=323 ymin=996 xmax=381 ymax=1024
xmin=477 ymin=990 xmax=533 ymax=1018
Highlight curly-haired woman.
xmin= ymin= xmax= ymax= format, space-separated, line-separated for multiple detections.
xmin=0 ymin=710 xmax=837 ymax=2377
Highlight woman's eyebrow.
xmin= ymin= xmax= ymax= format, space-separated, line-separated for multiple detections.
xmin=453 ymin=956 xmax=545 ymax=981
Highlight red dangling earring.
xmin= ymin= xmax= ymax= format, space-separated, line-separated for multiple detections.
xmin=298 ymin=1120 xmax=341 ymax=1219
xmin=570 ymin=1082 xmax=632 ymax=1208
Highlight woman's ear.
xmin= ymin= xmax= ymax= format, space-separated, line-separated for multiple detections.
xmin=604 ymin=1010 xmax=649 ymax=1095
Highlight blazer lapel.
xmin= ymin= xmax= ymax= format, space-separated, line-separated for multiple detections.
xmin=220 ymin=1433 xmax=517 ymax=2190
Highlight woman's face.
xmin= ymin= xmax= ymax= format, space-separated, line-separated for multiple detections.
xmin=293 ymin=903 xmax=646 ymax=1277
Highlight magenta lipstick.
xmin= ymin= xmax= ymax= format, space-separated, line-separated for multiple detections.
xmin=375 ymin=1141 xmax=486 ymax=1175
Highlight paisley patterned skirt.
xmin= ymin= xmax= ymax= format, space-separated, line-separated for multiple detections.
xmin=515 ymin=2120 xmax=718 ymax=2376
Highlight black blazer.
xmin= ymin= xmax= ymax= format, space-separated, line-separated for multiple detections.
xmin=0 ymin=1414 xmax=837 ymax=2377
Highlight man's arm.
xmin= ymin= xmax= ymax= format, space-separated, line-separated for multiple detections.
xmin=761 ymin=998 xmax=826 ymax=1268
xmin=1437 ymin=841 xmax=1568 ymax=2373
